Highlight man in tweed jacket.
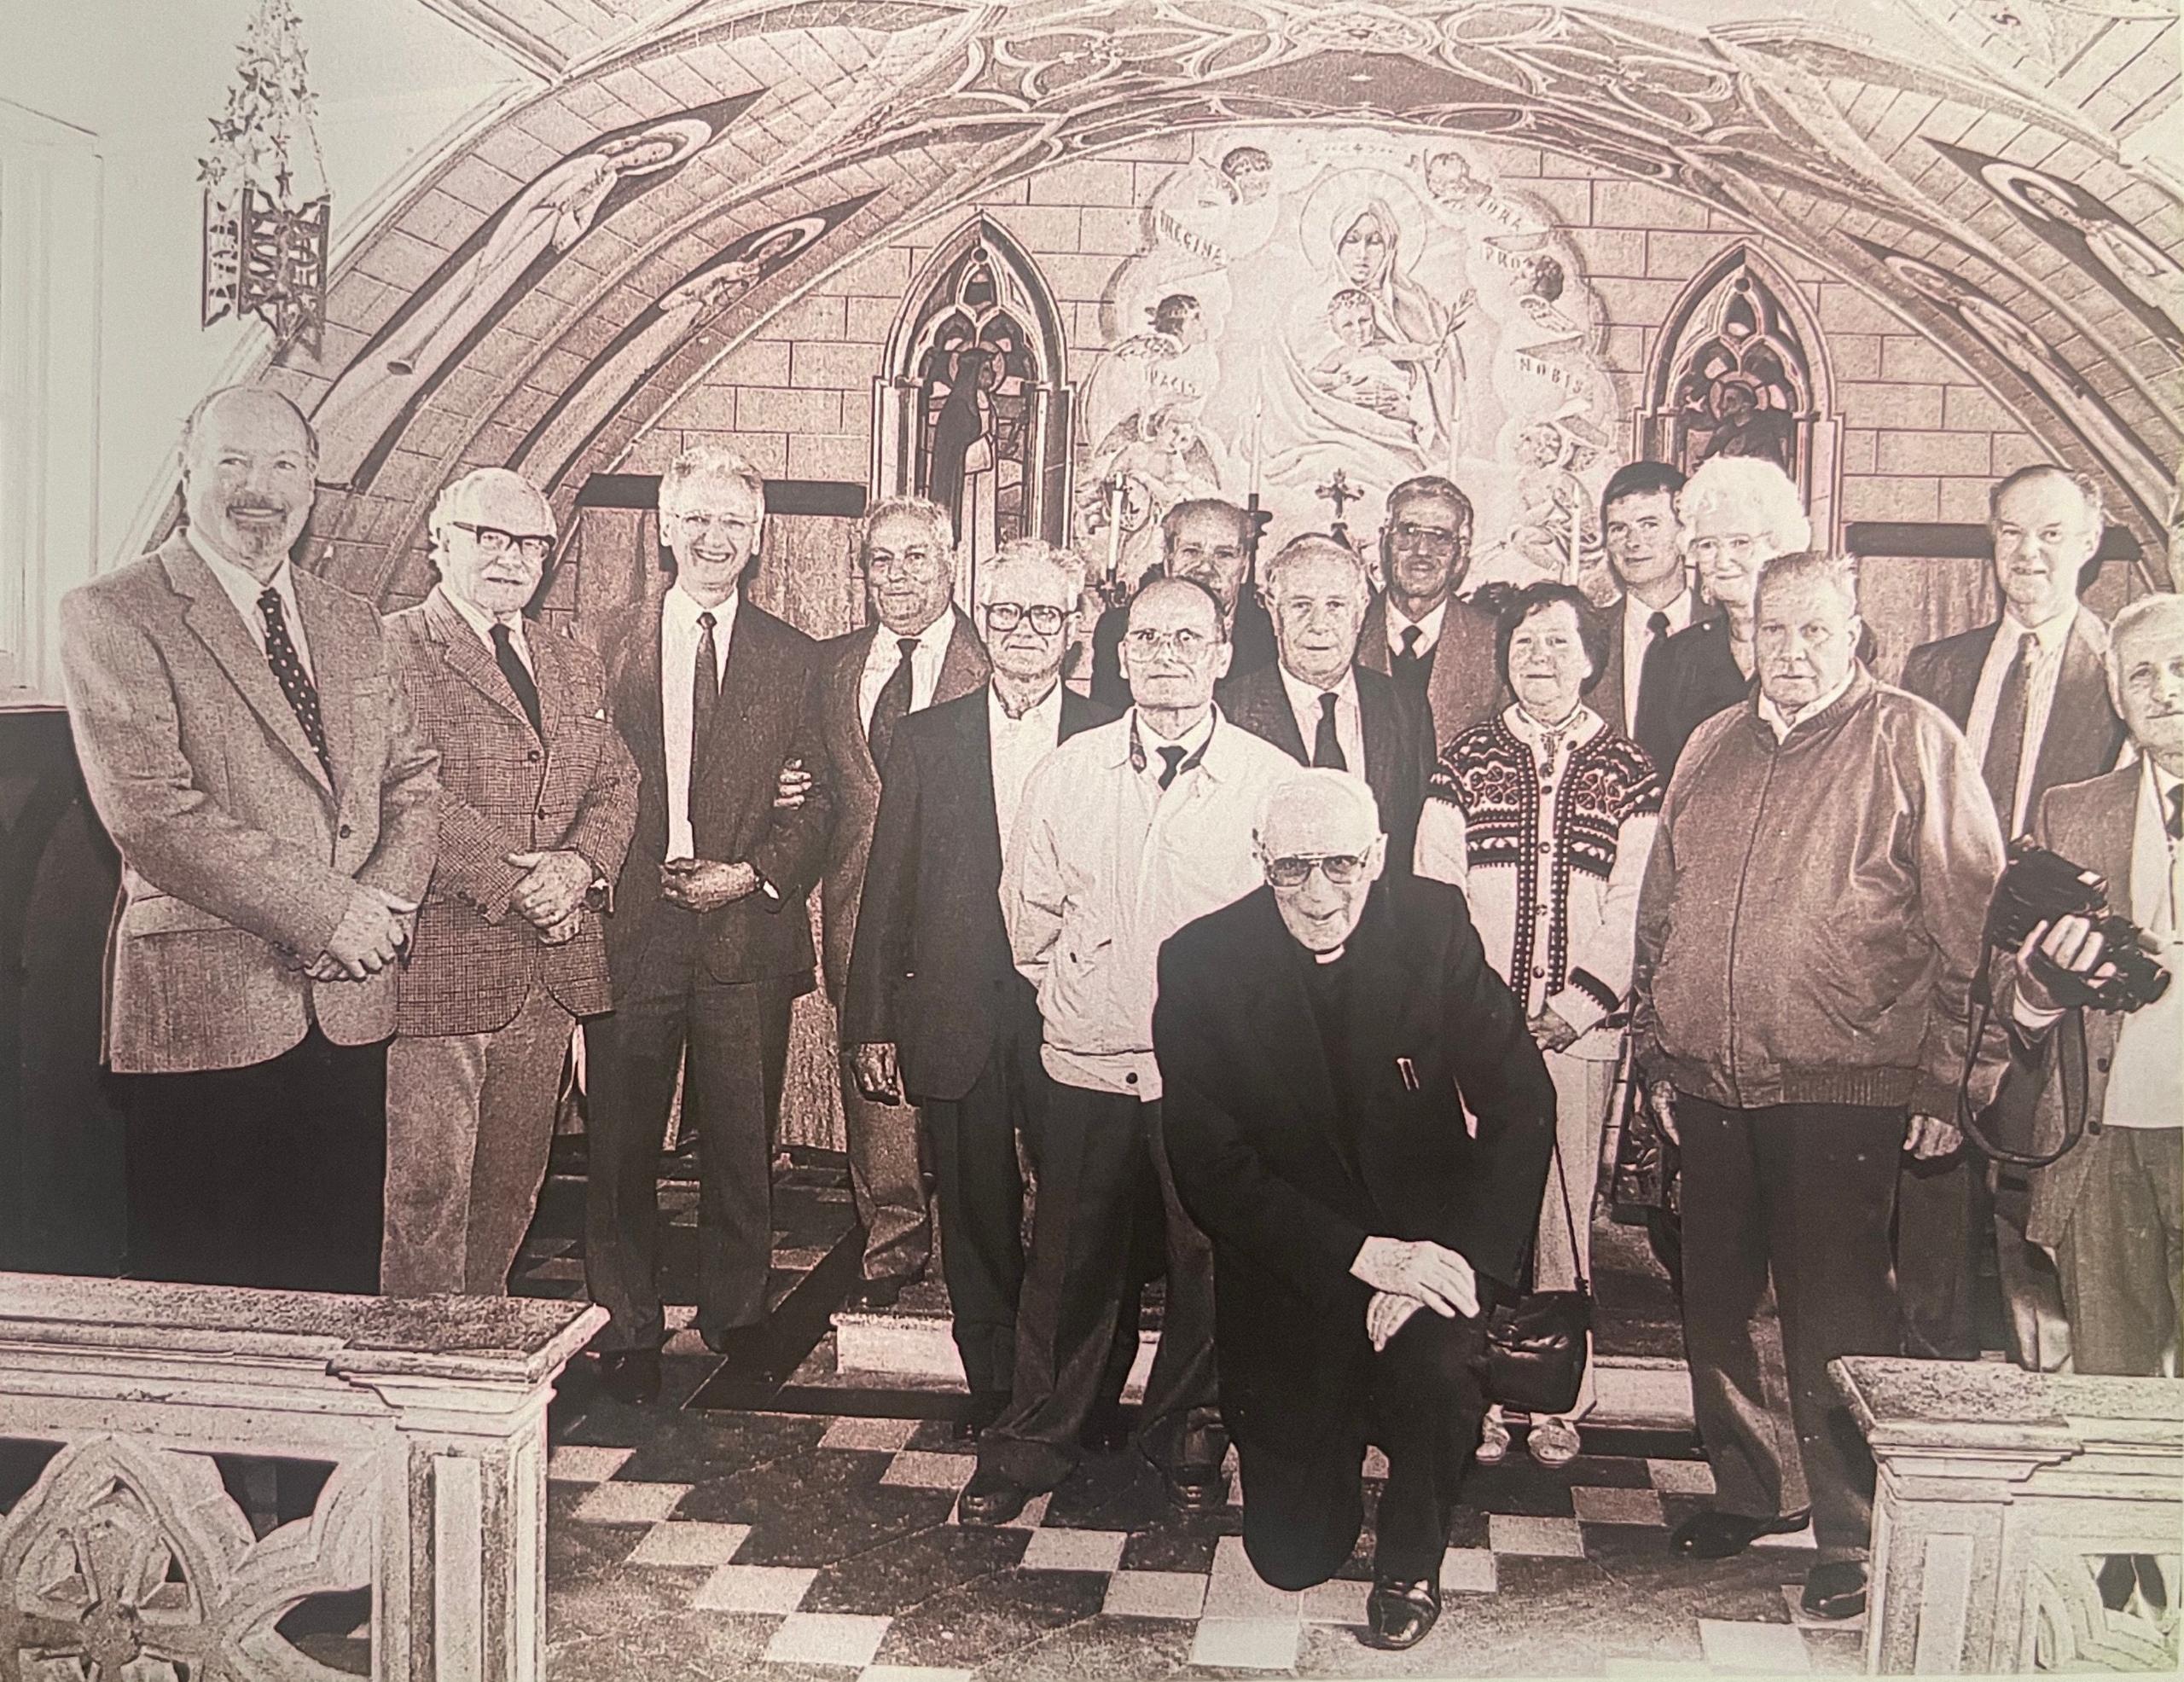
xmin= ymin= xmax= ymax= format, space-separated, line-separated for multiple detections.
xmin=60 ymin=385 xmax=441 ymax=1293
xmin=381 ymin=467 xmax=637 ymax=1296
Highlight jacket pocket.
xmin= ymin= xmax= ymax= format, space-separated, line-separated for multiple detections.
xmin=119 ymin=893 xmax=235 ymax=936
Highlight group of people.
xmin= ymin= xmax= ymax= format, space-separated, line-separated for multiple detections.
xmin=59 ymin=379 xmax=2179 ymax=1653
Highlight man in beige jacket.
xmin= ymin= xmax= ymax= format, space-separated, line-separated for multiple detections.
xmin=61 ymin=384 xmax=441 ymax=1294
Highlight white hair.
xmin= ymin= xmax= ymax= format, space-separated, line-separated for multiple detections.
xmin=856 ymin=494 xmax=956 ymax=566
xmin=659 ymin=442 xmax=766 ymax=517
xmin=1255 ymin=767 xmax=1382 ymax=851
xmin=977 ymin=537 xmax=1083 ymax=608
xmin=1678 ymin=456 xmax=1811 ymax=554
xmin=2106 ymin=591 xmax=2184 ymax=677
xmin=427 ymin=467 xmax=554 ymax=562
xmin=1262 ymin=533 xmax=1369 ymax=600
xmin=1753 ymin=548 xmax=1859 ymax=616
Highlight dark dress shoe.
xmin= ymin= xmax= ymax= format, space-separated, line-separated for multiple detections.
xmin=1363 ymin=1578 xmax=1442 ymax=1650
xmin=1078 ymin=1403 xmax=1131 ymax=1453
xmin=700 ymin=1324 xmax=770 ymax=1369
xmin=956 ymin=1467 xmax=1033 ymax=1527
xmin=845 ymin=1275 xmax=909 ymax=1311
xmin=1801 ymin=1561 xmax=1868 ymax=1621
xmin=1160 ymin=1460 xmax=1228 ymax=1515
xmin=1670 ymin=1507 xmax=1811 ymax=1560
xmin=952 ymin=1390 xmax=1010 ymax=1443
xmin=596 ymin=1348 xmax=661 ymax=1405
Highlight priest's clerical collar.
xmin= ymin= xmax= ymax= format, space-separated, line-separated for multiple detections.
xmin=1314 ymin=944 xmax=1345 ymax=966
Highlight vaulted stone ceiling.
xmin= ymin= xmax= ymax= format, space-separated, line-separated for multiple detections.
xmin=269 ymin=0 xmax=2181 ymax=598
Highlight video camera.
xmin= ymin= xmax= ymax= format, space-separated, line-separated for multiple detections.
xmin=1985 ymin=838 xmax=2171 ymax=1015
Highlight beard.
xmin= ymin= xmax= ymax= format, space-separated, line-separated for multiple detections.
xmin=218 ymin=501 xmax=299 ymax=561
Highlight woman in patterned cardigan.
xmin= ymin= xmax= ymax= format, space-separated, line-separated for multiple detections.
xmin=1414 ymin=583 xmax=1661 ymax=1466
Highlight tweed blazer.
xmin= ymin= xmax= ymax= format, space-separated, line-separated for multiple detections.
xmin=383 ymin=587 xmax=638 ymax=1035
xmin=1354 ymin=589 xmax=1506 ymax=754
xmin=815 ymin=609 xmax=990 ymax=1000
xmin=600 ymin=590 xmax=834 ymax=998
xmin=59 ymin=534 xmax=442 ymax=1072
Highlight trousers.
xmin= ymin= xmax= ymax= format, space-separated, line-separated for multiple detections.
xmin=2055 ymin=1126 xmax=2182 ymax=1377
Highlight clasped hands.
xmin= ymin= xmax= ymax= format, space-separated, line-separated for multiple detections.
xmin=659 ymin=856 xmax=759 ymax=913
xmin=306 ymin=884 xmax=417 ymax=981
xmin=1645 ymin=1082 xmax=1960 ymax=1161
xmin=1352 ymin=1235 xmax=1480 ymax=1353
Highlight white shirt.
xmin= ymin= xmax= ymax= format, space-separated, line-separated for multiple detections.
xmin=990 ymin=679 xmax=1066 ymax=866
xmin=1965 ymin=606 xmax=2079 ymax=836
xmin=1279 ymin=663 xmax=1366 ymax=776
xmin=660 ymin=583 xmax=739 ymax=861
xmin=1003 ymin=706 xmax=1298 ymax=1098
xmin=859 ymin=612 xmax=957 ymax=738
xmin=439 ymin=583 xmax=532 ymax=673
xmin=189 ymin=527 xmax=313 ymax=679
xmin=1621 ymin=590 xmax=1693 ymax=728
xmin=1759 ymin=664 xmax=1857 ymax=742
xmin=1385 ymin=598 xmax=1449 ymax=661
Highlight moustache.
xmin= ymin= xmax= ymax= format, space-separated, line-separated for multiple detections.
xmin=225 ymin=500 xmax=293 ymax=518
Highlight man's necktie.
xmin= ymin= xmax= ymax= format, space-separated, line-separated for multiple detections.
xmin=692 ymin=611 xmax=720 ymax=810
xmin=1635 ymin=609 xmax=1671 ymax=726
xmin=1393 ymin=624 xmax=1426 ymax=693
xmin=258 ymin=589 xmax=331 ymax=779
xmin=1312 ymin=690 xmax=1348 ymax=771
xmin=490 ymin=623 xmax=543 ymax=738
xmin=1156 ymin=745 xmax=1188 ymax=790
xmin=1981 ymin=632 xmax=2038 ymax=831
xmin=868 ymin=636 xmax=920 ymax=771
xmin=2166 ymin=785 xmax=2182 ymax=842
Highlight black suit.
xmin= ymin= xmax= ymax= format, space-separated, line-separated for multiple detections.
xmin=1089 ymin=583 xmax=1275 ymax=711
xmin=1216 ymin=662 xmax=1435 ymax=873
xmin=1895 ymin=610 xmax=2124 ymax=1360
xmin=1641 ymin=616 xmax=1751 ymax=782
xmin=589 ymin=592 xmax=834 ymax=1352
xmin=1155 ymin=878 xmax=1556 ymax=1587
xmin=1589 ymin=590 xmax=1715 ymax=779
xmin=841 ymin=682 xmax=1115 ymax=1393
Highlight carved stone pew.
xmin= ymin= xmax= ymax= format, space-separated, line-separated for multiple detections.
xmin=0 ymin=1273 xmax=603 ymax=1679
xmin=1832 ymin=1355 xmax=2182 ymax=1674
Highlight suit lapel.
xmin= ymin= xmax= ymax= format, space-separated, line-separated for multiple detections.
xmin=1595 ymin=612 xmax=1628 ymax=734
xmin=531 ymin=624 xmax=574 ymax=743
xmin=1359 ymin=669 xmax=1394 ymax=795
xmin=1942 ymin=628 xmax=1994 ymax=727
xmin=166 ymin=542 xmax=334 ymax=798
xmin=1356 ymin=594 xmax=1392 ymax=676
xmin=2079 ymin=769 xmax=2141 ymax=925
xmin=960 ymin=684 xmax=1003 ymax=859
xmin=712 ymin=596 xmax=774 ymax=768
xmin=2035 ymin=620 xmax=2122 ymax=798
xmin=426 ymin=588 xmax=534 ymax=734
xmin=620 ymin=597 xmax=669 ymax=796
xmin=935 ymin=606 xmax=990 ymax=705
xmin=833 ymin=624 xmax=882 ymax=788
xmin=299 ymin=573 xmax=358 ymax=802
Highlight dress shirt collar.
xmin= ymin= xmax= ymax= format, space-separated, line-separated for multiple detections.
xmin=1278 ymin=661 xmax=1360 ymax=720
xmin=1999 ymin=602 xmax=2078 ymax=663
xmin=1624 ymin=589 xmax=1693 ymax=640
xmin=1758 ymin=664 xmax=1858 ymax=741
xmin=1122 ymin=705 xmax=1219 ymax=777
xmin=189 ymin=525 xmax=299 ymax=626
xmin=865 ymin=609 xmax=956 ymax=673
xmin=2147 ymin=756 xmax=2183 ymax=817
xmin=438 ymin=582 xmax=526 ymax=650
xmin=991 ymin=677 xmax=1064 ymax=730
xmin=665 ymin=581 xmax=740 ymax=637
xmin=1503 ymin=700 xmax=1602 ymax=756
xmin=1386 ymin=596 xmax=1449 ymax=653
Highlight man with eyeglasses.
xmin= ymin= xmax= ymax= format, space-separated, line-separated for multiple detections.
xmin=1155 ymin=768 xmax=1554 ymax=1649
xmin=959 ymin=575 xmax=1298 ymax=1526
xmin=842 ymin=540 xmax=1117 ymax=1437
xmin=1219 ymin=533 xmax=1435 ymax=873
xmin=380 ymin=467 xmax=637 ymax=1296
xmin=815 ymin=496 xmax=990 ymax=1308
xmin=1088 ymin=497 xmax=1276 ymax=710
xmin=1354 ymin=475 xmax=1504 ymax=753
xmin=586 ymin=444 xmax=835 ymax=1403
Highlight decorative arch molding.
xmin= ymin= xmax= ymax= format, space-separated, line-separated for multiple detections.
xmin=1641 ymin=244 xmax=1844 ymax=542
xmin=871 ymin=215 xmax=1076 ymax=580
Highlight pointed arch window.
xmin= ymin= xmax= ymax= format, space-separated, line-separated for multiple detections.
xmin=874 ymin=219 xmax=1072 ymax=600
xmin=1641 ymin=247 xmax=1840 ymax=539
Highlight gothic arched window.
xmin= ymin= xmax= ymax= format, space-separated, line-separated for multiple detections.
xmin=873 ymin=218 xmax=1072 ymax=602
xmin=1642 ymin=246 xmax=1841 ymax=538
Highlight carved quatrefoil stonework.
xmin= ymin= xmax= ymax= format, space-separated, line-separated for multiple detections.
xmin=0 ymin=1436 xmax=375 ymax=1682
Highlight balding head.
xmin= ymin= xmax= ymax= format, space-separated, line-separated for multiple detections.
xmin=429 ymin=467 xmax=557 ymax=618
xmin=1256 ymin=769 xmax=1385 ymax=954
xmin=179 ymin=384 xmax=319 ymax=580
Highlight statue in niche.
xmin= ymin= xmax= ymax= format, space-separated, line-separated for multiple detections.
xmin=921 ymin=314 xmax=1037 ymax=600
xmin=1661 ymin=267 xmax=1808 ymax=483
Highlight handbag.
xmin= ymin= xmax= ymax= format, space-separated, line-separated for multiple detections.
xmin=1484 ymin=1116 xmax=1593 ymax=1416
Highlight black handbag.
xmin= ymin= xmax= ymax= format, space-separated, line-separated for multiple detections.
xmin=1484 ymin=1117 xmax=1593 ymax=1416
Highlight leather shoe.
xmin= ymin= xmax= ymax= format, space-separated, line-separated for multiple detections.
xmin=1363 ymin=1578 xmax=1441 ymax=1650
xmin=1160 ymin=1460 xmax=1228 ymax=1515
xmin=1078 ymin=1403 xmax=1131 ymax=1453
xmin=956 ymin=1467 xmax=1033 ymax=1527
xmin=595 ymin=1348 xmax=661 ymax=1406
xmin=701 ymin=1324 xmax=769 ymax=1371
xmin=845 ymin=1275 xmax=911 ymax=1311
xmin=1801 ymin=1561 xmax=1867 ymax=1621
xmin=952 ymin=1390 xmax=1010 ymax=1444
xmin=1670 ymin=1507 xmax=1811 ymax=1560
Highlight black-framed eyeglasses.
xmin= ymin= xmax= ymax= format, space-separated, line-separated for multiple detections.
xmin=984 ymin=602 xmax=1066 ymax=635
xmin=1390 ymin=519 xmax=1462 ymax=550
xmin=454 ymin=522 xmax=554 ymax=560
xmin=1264 ymin=854 xmax=1370 ymax=888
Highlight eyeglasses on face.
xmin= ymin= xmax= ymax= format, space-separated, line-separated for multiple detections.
xmin=1687 ymin=534 xmax=1759 ymax=562
xmin=984 ymin=602 xmax=1066 ymax=635
xmin=1125 ymin=626 xmax=1216 ymax=661
xmin=454 ymin=522 xmax=554 ymax=560
xmin=1390 ymin=519 xmax=1462 ymax=550
xmin=1264 ymin=853 xmax=1369 ymax=888
xmin=866 ymin=547 xmax=945 ymax=577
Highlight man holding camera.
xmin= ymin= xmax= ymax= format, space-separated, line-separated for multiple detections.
xmin=2006 ymin=590 xmax=2184 ymax=1378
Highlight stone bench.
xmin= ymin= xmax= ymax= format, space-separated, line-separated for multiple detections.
xmin=1832 ymin=1355 xmax=2182 ymax=1674
xmin=0 ymin=1273 xmax=603 ymax=1680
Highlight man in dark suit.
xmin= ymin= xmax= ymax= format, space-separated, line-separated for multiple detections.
xmin=1089 ymin=498 xmax=1275 ymax=709
xmin=1354 ymin=476 xmax=1502 ymax=754
xmin=1590 ymin=461 xmax=1704 ymax=774
xmin=1219 ymin=534 xmax=1434 ymax=873
xmin=816 ymin=496 xmax=991 ymax=1307
xmin=587 ymin=444 xmax=834 ymax=1402
xmin=2004 ymin=591 xmax=2182 ymax=1378
xmin=1896 ymin=463 xmax=2127 ymax=1361
xmin=842 ymin=540 xmax=1116 ymax=1431
xmin=381 ymin=467 xmax=637 ymax=1297
xmin=1156 ymin=768 xmax=1556 ymax=1650
xmin=60 ymin=384 xmax=441 ymax=1294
